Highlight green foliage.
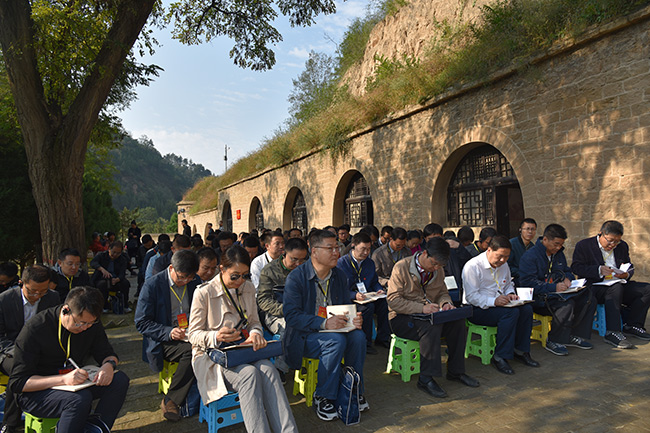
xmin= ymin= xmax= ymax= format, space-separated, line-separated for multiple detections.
xmin=83 ymin=177 xmax=120 ymax=243
xmin=118 ymin=207 xmax=170 ymax=239
xmin=288 ymin=51 xmax=337 ymax=124
xmin=167 ymin=212 xmax=179 ymax=233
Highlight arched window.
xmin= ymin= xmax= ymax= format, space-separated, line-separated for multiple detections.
xmin=292 ymin=191 xmax=308 ymax=233
xmin=254 ymin=200 xmax=264 ymax=231
xmin=344 ymin=172 xmax=373 ymax=229
xmin=222 ymin=201 xmax=233 ymax=232
xmin=447 ymin=145 xmax=523 ymax=236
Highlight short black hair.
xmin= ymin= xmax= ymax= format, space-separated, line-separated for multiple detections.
xmin=406 ymin=230 xmax=421 ymax=241
xmin=458 ymin=226 xmax=474 ymax=244
xmin=66 ymin=286 xmax=105 ymax=319
xmin=520 ymin=218 xmax=537 ymax=228
xmin=543 ymin=224 xmax=568 ymax=240
xmin=173 ymin=234 xmax=192 ymax=249
xmin=197 ymin=247 xmax=218 ymax=263
xmin=380 ymin=226 xmax=393 ymax=236
xmin=243 ymin=236 xmax=261 ymax=248
xmin=443 ymin=230 xmax=456 ymax=239
xmin=109 ymin=240 xmax=123 ymax=250
xmin=158 ymin=240 xmax=173 ymax=254
xmin=22 ymin=264 xmax=51 ymax=284
xmin=488 ymin=235 xmax=512 ymax=250
xmin=220 ymin=245 xmax=251 ymax=269
xmin=289 ymin=228 xmax=303 ymax=237
xmin=158 ymin=233 xmax=171 ymax=243
xmin=351 ymin=232 xmax=372 ymax=245
xmin=338 ymin=224 xmax=350 ymax=232
xmin=171 ymin=249 xmax=199 ymax=275
xmin=600 ymin=220 xmax=624 ymax=236
xmin=191 ymin=236 xmax=204 ymax=249
xmin=391 ymin=227 xmax=407 ymax=241
xmin=424 ymin=237 xmax=450 ymax=266
xmin=478 ymin=227 xmax=497 ymax=242
xmin=217 ymin=231 xmax=234 ymax=242
xmin=361 ymin=225 xmax=379 ymax=239
xmin=309 ymin=229 xmax=337 ymax=247
xmin=142 ymin=234 xmax=153 ymax=244
xmin=423 ymin=223 xmax=443 ymax=237
xmin=285 ymin=237 xmax=308 ymax=252
xmin=0 ymin=262 xmax=18 ymax=278
xmin=59 ymin=248 xmax=82 ymax=261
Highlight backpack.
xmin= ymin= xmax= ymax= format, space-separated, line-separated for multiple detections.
xmin=80 ymin=414 xmax=110 ymax=433
xmin=109 ymin=292 xmax=124 ymax=315
xmin=336 ymin=366 xmax=361 ymax=426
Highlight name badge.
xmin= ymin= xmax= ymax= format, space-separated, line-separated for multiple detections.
xmin=177 ymin=313 xmax=188 ymax=328
xmin=58 ymin=368 xmax=73 ymax=375
xmin=605 ymin=275 xmax=613 ymax=280
xmin=356 ymin=282 xmax=367 ymax=294
xmin=318 ymin=306 xmax=327 ymax=318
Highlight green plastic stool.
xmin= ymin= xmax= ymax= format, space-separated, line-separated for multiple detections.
xmin=293 ymin=357 xmax=319 ymax=407
xmin=158 ymin=360 xmax=179 ymax=394
xmin=464 ymin=320 xmax=497 ymax=365
xmin=385 ymin=334 xmax=420 ymax=382
xmin=25 ymin=413 xmax=59 ymax=433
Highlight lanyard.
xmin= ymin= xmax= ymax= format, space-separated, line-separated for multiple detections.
xmin=474 ymin=243 xmax=480 ymax=253
xmin=490 ymin=267 xmax=502 ymax=294
xmin=169 ymin=284 xmax=187 ymax=314
xmin=58 ymin=313 xmax=70 ymax=359
xmin=66 ymin=275 xmax=73 ymax=291
xmin=602 ymin=249 xmax=613 ymax=262
xmin=316 ymin=279 xmax=330 ymax=305
xmin=221 ymin=275 xmax=247 ymax=320
xmin=350 ymin=256 xmax=362 ymax=280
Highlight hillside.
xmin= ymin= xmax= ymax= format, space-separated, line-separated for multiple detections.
xmin=110 ymin=135 xmax=212 ymax=218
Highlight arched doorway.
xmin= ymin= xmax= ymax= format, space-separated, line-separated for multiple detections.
xmin=283 ymin=187 xmax=308 ymax=232
xmin=333 ymin=171 xmax=373 ymax=231
xmin=249 ymin=197 xmax=264 ymax=232
xmin=222 ymin=200 xmax=233 ymax=232
xmin=446 ymin=144 xmax=523 ymax=237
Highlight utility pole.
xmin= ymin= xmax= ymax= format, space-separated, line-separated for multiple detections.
xmin=224 ymin=145 xmax=230 ymax=171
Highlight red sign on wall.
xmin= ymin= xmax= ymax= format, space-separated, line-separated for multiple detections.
xmin=236 ymin=210 xmax=241 ymax=220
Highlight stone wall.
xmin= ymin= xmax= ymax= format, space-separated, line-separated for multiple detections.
xmin=182 ymin=11 xmax=650 ymax=279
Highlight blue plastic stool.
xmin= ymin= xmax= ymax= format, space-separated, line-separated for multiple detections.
xmin=199 ymin=392 xmax=244 ymax=433
xmin=592 ymin=304 xmax=623 ymax=337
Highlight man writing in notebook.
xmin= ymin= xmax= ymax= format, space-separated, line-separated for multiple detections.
xmin=9 ymin=287 xmax=129 ymax=433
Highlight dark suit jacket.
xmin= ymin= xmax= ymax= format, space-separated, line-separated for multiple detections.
xmin=571 ymin=236 xmax=635 ymax=284
xmin=0 ymin=286 xmax=61 ymax=355
xmin=90 ymin=250 xmax=129 ymax=286
xmin=53 ymin=268 xmax=90 ymax=303
xmin=283 ymin=259 xmax=351 ymax=369
xmin=134 ymin=270 xmax=198 ymax=372
xmin=152 ymin=251 xmax=172 ymax=276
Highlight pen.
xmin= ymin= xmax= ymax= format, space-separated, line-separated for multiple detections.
xmin=68 ymin=358 xmax=80 ymax=370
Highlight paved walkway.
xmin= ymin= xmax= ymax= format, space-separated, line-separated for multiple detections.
xmin=108 ymin=278 xmax=650 ymax=432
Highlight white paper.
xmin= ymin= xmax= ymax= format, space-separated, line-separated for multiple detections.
xmin=52 ymin=365 xmax=101 ymax=392
xmin=504 ymin=299 xmax=534 ymax=307
xmin=444 ymin=276 xmax=458 ymax=290
xmin=610 ymin=263 xmax=631 ymax=274
xmin=353 ymin=292 xmax=387 ymax=304
xmin=321 ymin=304 xmax=357 ymax=332
xmin=593 ymin=278 xmax=627 ymax=286
xmin=516 ymin=287 xmax=534 ymax=301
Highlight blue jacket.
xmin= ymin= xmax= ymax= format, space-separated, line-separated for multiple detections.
xmin=134 ymin=270 xmax=198 ymax=372
xmin=508 ymin=236 xmax=535 ymax=286
xmin=336 ymin=253 xmax=383 ymax=301
xmin=519 ymin=238 xmax=575 ymax=301
xmin=283 ymin=259 xmax=351 ymax=369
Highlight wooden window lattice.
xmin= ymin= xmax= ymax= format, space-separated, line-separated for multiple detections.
xmin=292 ymin=191 xmax=308 ymax=233
xmin=344 ymin=173 xmax=373 ymax=228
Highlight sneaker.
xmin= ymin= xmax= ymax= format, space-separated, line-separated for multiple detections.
xmin=123 ymin=307 xmax=133 ymax=313
xmin=623 ymin=325 xmax=650 ymax=341
xmin=313 ymin=394 xmax=338 ymax=421
xmin=359 ymin=395 xmax=370 ymax=412
xmin=604 ymin=331 xmax=636 ymax=349
xmin=545 ymin=339 xmax=569 ymax=356
xmin=566 ymin=335 xmax=593 ymax=350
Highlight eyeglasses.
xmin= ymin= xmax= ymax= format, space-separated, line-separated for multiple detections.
xmin=601 ymin=235 xmax=621 ymax=246
xmin=229 ymin=273 xmax=251 ymax=281
xmin=71 ymin=314 xmax=99 ymax=328
xmin=172 ymin=269 xmax=195 ymax=284
xmin=286 ymin=256 xmax=307 ymax=264
xmin=62 ymin=261 xmax=81 ymax=268
xmin=313 ymin=246 xmax=340 ymax=254
xmin=24 ymin=287 xmax=49 ymax=297
xmin=521 ymin=227 xmax=536 ymax=232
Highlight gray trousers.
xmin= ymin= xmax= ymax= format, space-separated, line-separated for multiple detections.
xmin=263 ymin=315 xmax=290 ymax=373
xmin=222 ymin=359 xmax=298 ymax=433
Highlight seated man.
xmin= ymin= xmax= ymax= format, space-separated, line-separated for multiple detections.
xmin=90 ymin=241 xmax=131 ymax=312
xmin=0 ymin=265 xmax=60 ymax=433
xmin=152 ymin=234 xmax=192 ymax=276
xmin=257 ymin=237 xmax=309 ymax=377
xmin=520 ymin=224 xmax=597 ymax=356
xmin=508 ymin=218 xmax=538 ymax=286
xmin=135 ymin=250 xmax=199 ymax=421
xmin=378 ymin=226 xmax=392 ymax=247
xmin=284 ymin=229 xmax=367 ymax=422
xmin=10 ymin=287 xmax=129 ymax=433
xmin=250 ymin=231 xmax=285 ymax=289
xmin=144 ymin=239 xmax=172 ymax=282
xmin=338 ymin=224 xmax=351 ymax=248
xmin=466 ymin=227 xmax=496 ymax=258
xmin=462 ymin=235 xmax=539 ymax=375
xmin=196 ymin=247 xmax=218 ymax=283
xmin=242 ymin=236 xmax=263 ymax=261
xmin=372 ymin=227 xmax=412 ymax=290
xmin=388 ymin=237 xmax=479 ymax=399
xmin=53 ymin=248 xmax=91 ymax=302
xmin=0 ymin=262 xmax=19 ymax=294
xmin=571 ymin=220 xmax=650 ymax=348
xmin=337 ymin=232 xmax=390 ymax=354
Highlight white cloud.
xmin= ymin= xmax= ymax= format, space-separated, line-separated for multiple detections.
xmin=288 ymin=47 xmax=310 ymax=59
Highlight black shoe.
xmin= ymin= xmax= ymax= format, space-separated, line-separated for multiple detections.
xmin=446 ymin=372 xmax=480 ymax=387
xmin=416 ymin=378 xmax=447 ymax=398
xmin=277 ymin=369 xmax=287 ymax=385
xmin=623 ymin=324 xmax=650 ymax=341
xmin=359 ymin=394 xmax=370 ymax=412
xmin=366 ymin=345 xmax=378 ymax=355
xmin=491 ymin=357 xmax=514 ymax=375
xmin=513 ymin=352 xmax=540 ymax=367
xmin=374 ymin=339 xmax=391 ymax=348
xmin=313 ymin=394 xmax=338 ymax=421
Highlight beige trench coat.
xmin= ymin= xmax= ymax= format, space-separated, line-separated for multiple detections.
xmin=187 ymin=275 xmax=263 ymax=405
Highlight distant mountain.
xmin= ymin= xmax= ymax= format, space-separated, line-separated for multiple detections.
xmin=110 ymin=135 xmax=212 ymax=219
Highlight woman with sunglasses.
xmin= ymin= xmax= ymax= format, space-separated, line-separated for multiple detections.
xmin=188 ymin=245 xmax=298 ymax=433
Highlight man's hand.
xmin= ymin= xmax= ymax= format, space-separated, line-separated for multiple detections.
xmin=600 ymin=265 xmax=614 ymax=276
xmin=422 ymin=303 xmax=439 ymax=314
xmin=441 ymin=302 xmax=455 ymax=311
xmin=555 ymin=278 xmax=571 ymax=292
xmin=63 ymin=368 xmax=89 ymax=386
xmin=355 ymin=292 xmax=366 ymax=301
xmin=376 ymin=289 xmax=385 ymax=295
xmin=94 ymin=363 xmax=114 ymax=386
xmin=99 ymin=268 xmax=112 ymax=279
xmin=325 ymin=314 xmax=349 ymax=330
xmin=217 ymin=326 xmax=241 ymax=343
xmin=111 ymin=277 xmax=120 ymax=285
xmin=244 ymin=332 xmax=267 ymax=351
xmin=495 ymin=295 xmax=510 ymax=306
xmin=352 ymin=312 xmax=363 ymax=329
xmin=170 ymin=327 xmax=187 ymax=341
xmin=614 ymin=272 xmax=629 ymax=279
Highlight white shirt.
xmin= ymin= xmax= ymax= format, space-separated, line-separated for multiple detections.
xmin=250 ymin=252 xmax=272 ymax=290
xmin=462 ymin=251 xmax=514 ymax=309
xmin=21 ymin=291 xmax=41 ymax=323
xmin=598 ymin=237 xmax=617 ymax=271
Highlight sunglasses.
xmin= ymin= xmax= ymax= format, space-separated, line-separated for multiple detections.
xmin=229 ymin=273 xmax=251 ymax=281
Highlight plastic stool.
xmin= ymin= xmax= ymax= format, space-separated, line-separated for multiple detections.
xmin=385 ymin=334 xmax=420 ymax=382
xmin=464 ymin=320 xmax=497 ymax=365
xmin=199 ymin=392 xmax=244 ymax=433
xmin=25 ymin=413 xmax=59 ymax=433
xmin=592 ymin=304 xmax=622 ymax=337
xmin=293 ymin=357 xmax=319 ymax=407
xmin=530 ymin=313 xmax=552 ymax=348
xmin=0 ymin=372 xmax=8 ymax=394
xmin=158 ymin=360 xmax=179 ymax=394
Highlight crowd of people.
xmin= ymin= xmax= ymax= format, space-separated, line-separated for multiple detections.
xmin=0 ymin=217 xmax=648 ymax=432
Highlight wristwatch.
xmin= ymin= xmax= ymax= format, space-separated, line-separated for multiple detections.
xmin=103 ymin=359 xmax=117 ymax=371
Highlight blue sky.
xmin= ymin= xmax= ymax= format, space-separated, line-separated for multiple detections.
xmin=120 ymin=0 xmax=369 ymax=176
